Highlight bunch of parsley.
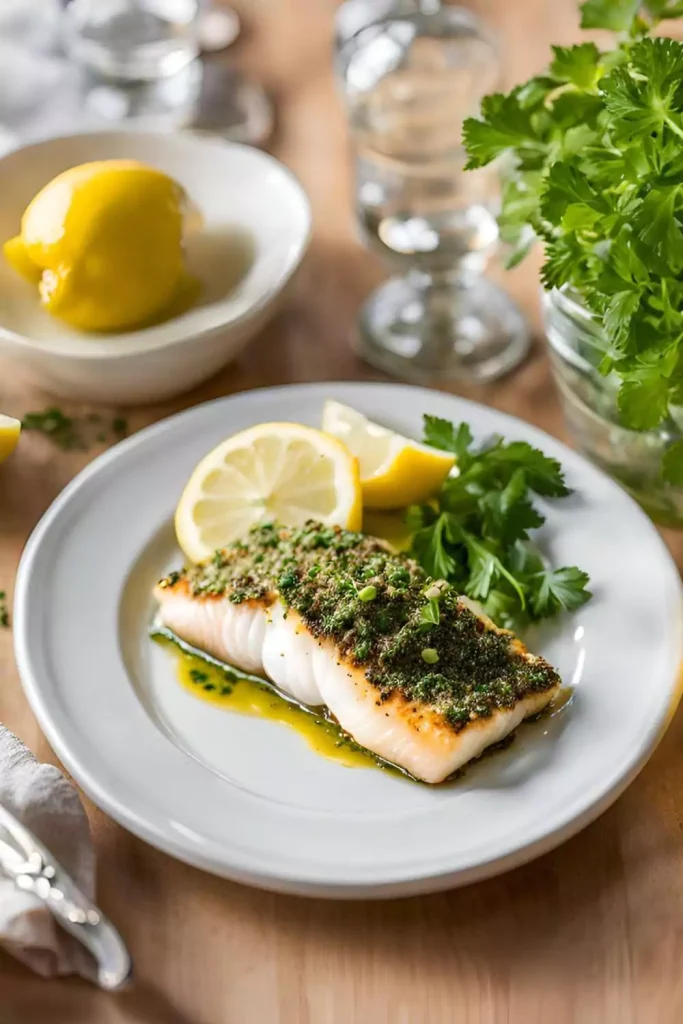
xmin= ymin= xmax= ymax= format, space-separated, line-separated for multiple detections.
xmin=408 ymin=416 xmax=591 ymax=630
xmin=463 ymin=0 xmax=683 ymax=482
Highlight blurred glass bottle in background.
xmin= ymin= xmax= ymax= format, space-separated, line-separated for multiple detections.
xmin=63 ymin=0 xmax=201 ymax=81
xmin=337 ymin=0 xmax=529 ymax=384
xmin=48 ymin=1 xmax=271 ymax=144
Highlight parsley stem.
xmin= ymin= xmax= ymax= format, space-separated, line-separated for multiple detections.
xmin=664 ymin=114 xmax=683 ymax=141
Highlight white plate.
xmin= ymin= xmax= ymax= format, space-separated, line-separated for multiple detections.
xmin=14 ymin=383 xmax=683 ymax=898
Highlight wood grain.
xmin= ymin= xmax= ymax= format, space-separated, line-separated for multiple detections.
xmin=2 ymin=1 xmax=683 ymax=1021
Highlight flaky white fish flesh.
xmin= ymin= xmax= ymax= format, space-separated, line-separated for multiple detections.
xmin=155 ymin=523 xmax=560 ymax=783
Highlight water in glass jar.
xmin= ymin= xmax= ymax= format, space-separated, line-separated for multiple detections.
xmin=64 ymin=0 xmax=200 ymax=81
xmin=343 ymin=18 xmax=499 ymax=274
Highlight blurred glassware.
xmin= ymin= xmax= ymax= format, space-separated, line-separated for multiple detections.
xmin=196 ymin=4 xmax=240 ymax=52
xmin=81 ymin=61 xmax=273 ymax=143
xmin=544 ymin=287 xmax=683 ymax=528
xmin=0 ymin=1 xmax=271 ymax=149
xmin=337 ymin=0 xmax=530 ymax=385
xmin=334 ymin=0 xmax=419 ymax=54
xmin=1 ymin=60 xmax=272 ymax=146
xmin=62 ymin=0 xmax=202 ymax=81
xmin=0 ymin=0 xmax=61 ymax=54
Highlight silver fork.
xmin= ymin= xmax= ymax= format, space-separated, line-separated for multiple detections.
xmin=0 ymin=802 xmax=132 ymax=990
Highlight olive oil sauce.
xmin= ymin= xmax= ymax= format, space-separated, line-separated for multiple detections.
xmin=152 ymin=629 xmax=389 ymax=773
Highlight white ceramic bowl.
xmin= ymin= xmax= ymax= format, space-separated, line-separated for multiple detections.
xmin=0 ymin=131 xmax=311 ymax=405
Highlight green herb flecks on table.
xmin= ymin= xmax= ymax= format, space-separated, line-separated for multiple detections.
xmin=408 ymin=416 xmax=592 ymax=631
xmin=0 ymin=591 xmax=9 ymax=629
xmin=21 ymin=408 xmax=128 ymax=452
xmin=463 ymin=0 xmax=683 ymax=482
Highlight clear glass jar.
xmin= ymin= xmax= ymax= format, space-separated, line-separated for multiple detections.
xmin=543 ymin=287 xmax=683 ymax=527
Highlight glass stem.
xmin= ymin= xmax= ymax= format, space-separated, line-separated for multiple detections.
xmin=403 ymin=267 xmax=464 ymax=363
xmin=407 ymin=264 xmax=465 ymax=290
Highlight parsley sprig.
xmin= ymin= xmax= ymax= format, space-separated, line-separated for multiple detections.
xmin=408 ymin=416 xmax=592 ymax=630
xmin=463 ymin=0 xmax=683 ymax=482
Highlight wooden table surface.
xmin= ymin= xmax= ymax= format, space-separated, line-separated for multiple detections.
xmin=3 ymin=2 xmax=683 ymax=1021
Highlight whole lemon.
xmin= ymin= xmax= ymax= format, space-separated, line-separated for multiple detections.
xmin=4 ymin=160 xmax=199 ymax=332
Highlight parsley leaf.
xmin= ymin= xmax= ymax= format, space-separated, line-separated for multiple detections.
xmin=601 ymin=39 xmax=683 ymax=141
xmin=604 ymin=290 xmax=642 ymax=342
xmin=498 ymin=174 xmax=542 ymax=267
xmin=462 ymin=531 xmax=527 ymax=608
xmin=462 ymin=12 xmax=683 ymax=486
xmin=580 ymin=0 xmax=640 ymax=31
xmin=423 ymin=416 xmax=473 ymax=465
xmin=479 ymin=441 xmax=569 ymax=497
xmin=411 ymin=514 xmax=457 ymax=581
xmin=529 ymin=567 xmax=593 ymax=617
xmin=408 ymin=417 xmax=590 ymax=630
xmin=550 ymin=43 xmax=602 ymax=89
xmin=463 ymin=91 xmax=541 ymax=170
xmin=635 ymin=188 xmax=683 ymax=273
xmin=662 ymin=438 xmax=683 ymax=483
xmin=480 ymin=481 xmax=546 ymax=546
xmin=540 ymin=162 xmax=610 ymax=227
xmin=618 ymin=375 xmax=670 ymax=429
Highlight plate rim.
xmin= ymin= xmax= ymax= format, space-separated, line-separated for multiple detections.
xmin=13 ymin=381 xmax=683 ymax=897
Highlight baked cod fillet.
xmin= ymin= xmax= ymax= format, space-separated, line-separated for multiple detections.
xmin=154 ymin=522 xmax=561 ymax=783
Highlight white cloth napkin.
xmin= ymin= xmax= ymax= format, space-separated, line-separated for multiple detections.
xmin=0 ymin=725 xmax=96 ymax=980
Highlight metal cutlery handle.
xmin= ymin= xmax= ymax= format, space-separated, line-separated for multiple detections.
xmin=0 ymin=803 xmax=132 ymax=990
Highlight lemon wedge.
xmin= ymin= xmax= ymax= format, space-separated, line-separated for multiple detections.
xmin=0 ymin=414 xmax=21 ymax=463
xmin=175 ymin=422 xmax=362 ymax=563
xmin=321 ymin=400 xmax=455 ymax=509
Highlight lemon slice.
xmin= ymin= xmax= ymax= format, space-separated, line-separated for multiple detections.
xmin=321 ymin=400 xmax=455 ymax=510
xmin=0 ymin=414 xmax=21 ymax=464
xmin=175 ymin=422 xmax=362 ymax=563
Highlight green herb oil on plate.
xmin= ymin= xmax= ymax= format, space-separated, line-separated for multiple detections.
xmin=152 ymin=628 xmax=390 ymax=773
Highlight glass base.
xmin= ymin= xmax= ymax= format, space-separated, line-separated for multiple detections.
xmin=356 ymin=273 xmax=530 ymax=384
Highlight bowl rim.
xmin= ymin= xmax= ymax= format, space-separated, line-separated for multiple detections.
xmin=0 ymin=130 xmax=312 ymax=361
